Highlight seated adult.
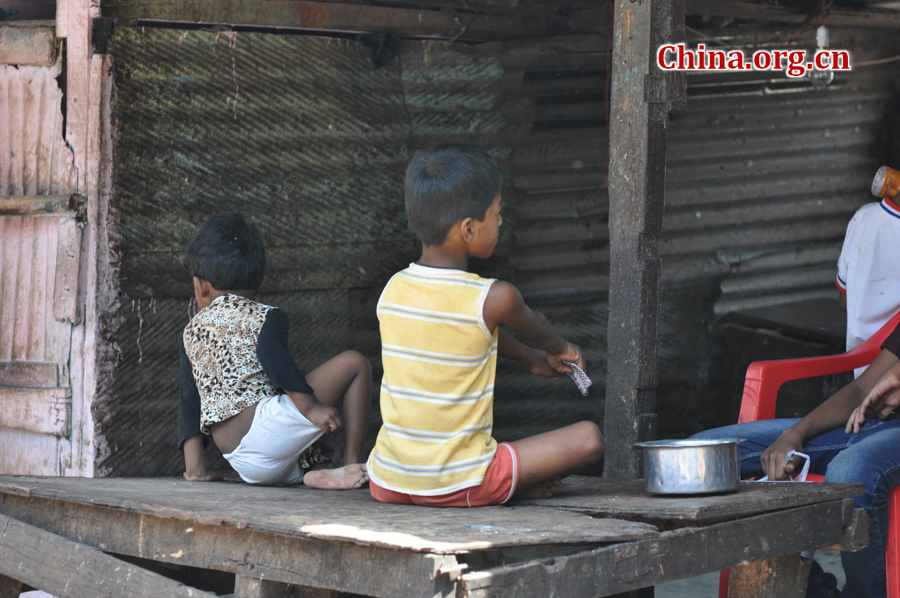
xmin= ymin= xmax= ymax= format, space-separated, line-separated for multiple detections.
xmin=692 ymin=322 xmax=900 ymax=598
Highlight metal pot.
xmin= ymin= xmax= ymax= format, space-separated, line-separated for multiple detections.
xmin=634 ymin=438 xmax=744 ymax=495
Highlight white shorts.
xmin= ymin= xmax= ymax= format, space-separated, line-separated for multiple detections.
xmin=223 ymin=394 xmax=324 ymax=485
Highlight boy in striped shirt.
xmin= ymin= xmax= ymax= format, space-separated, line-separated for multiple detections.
xmin=367 ymin=144 xmax=604 ymax=506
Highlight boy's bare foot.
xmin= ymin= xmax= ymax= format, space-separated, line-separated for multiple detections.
xmin=515 ymin=477 xmax=561 ymax=499
xmin=303 ymin=463 xmax=368 ymax=490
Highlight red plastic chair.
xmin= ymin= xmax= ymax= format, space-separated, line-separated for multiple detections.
xmin=718 ymin=309 xmax=900 ymax=598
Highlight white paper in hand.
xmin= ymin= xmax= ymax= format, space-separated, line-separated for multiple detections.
xmin=757 ymin=450 xmax=810 ymax=482
xmin=564 ymin=362 xmax=592 ymax=396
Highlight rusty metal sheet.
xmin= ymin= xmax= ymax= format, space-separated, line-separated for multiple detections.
xmin=103 ymin=28 xmax=508 ymax=475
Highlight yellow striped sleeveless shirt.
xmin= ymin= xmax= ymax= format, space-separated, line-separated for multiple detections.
xmin=367 ymin=263 xmax=499 ymax=495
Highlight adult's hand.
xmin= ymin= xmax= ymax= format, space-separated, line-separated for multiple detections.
xmin=760 ymin=427 xmax=805 ymax=480
xmin=846 ymin=362 xmax=900 ymax=433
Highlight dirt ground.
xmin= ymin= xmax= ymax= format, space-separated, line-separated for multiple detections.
xmin=656 ymin=549 xmax=846 ymax=597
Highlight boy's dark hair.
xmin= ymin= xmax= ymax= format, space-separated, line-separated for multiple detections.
xmin=405 ymin=144 xmax=503 ymax=245
xmin=183 ymin=213 xmax=266 ymax=291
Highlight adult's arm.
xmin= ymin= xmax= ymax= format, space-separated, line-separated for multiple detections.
xmin=761 ymin=347 xmax=900 ymax=480
xmin=846 ymin=324 xmax=900 ymax=431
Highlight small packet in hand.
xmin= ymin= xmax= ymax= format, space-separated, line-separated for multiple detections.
xmin=756 ymin=450 xmax=810 ymax=482
xmin=564 ymin=362 xmax=592 ymax=396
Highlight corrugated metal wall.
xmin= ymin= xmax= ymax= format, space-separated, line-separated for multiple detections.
xmin=102 ymin=28 xmax=507 ymax=475
xmin=101 ymin=21 xmax=900 ymax=476
xmin=502 ymin=26 xmax=900 ymax=439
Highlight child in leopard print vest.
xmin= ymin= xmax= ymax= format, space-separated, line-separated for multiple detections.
xmin=178 ymin=213 xmax=370 ymax=489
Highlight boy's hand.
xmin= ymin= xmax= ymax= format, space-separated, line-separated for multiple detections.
xmin=546 ymin=341 xmax=585 ymax=376
xmin=760 ymin=428 xmax=805 ymax=480
xmin=525 ymin=349 xmax=563 ymax=379
xmin=308 ymin=403 xmax=342 ymax=434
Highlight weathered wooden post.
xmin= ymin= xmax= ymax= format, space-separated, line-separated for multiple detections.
xmin=604 ymin=0 xmax=685 ymax=480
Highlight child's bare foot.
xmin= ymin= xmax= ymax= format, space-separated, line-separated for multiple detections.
xmin=303 ymin=463 xmax=368 ymax=490
xmin=516 ymin=477 xmax=561 ymax=499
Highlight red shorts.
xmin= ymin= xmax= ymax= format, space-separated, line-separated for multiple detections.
xmin=369 ymin=442 xmax=520 ymax=507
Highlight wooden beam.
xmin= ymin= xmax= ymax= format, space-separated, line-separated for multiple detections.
xmin=460 ymin=500 xmax=856 ymax=597
xmin=686 ymin=0 xmax=900 ymax=28
xmin=100 ymin=0 xmax=598 ymax=40
xmin=0 ymin=194 xmax=85 ymax=218
xmin=0 ymin=361 xmax=58 ymax=389
xmin=0 ymin=23 xmax=56 ymax=66
xmin=0 ymin=513 xmax=217 ymax=598
xmin=0 ymin=495 xmax=459 ymax=598
xmin=604 ymin=0 xmax=672 ymax=479
xmin=0 ymin=387 xmax=70 ymax=436
xmin=727 ymin=553 xmax=811 ymax=598
xmin=0 ymin=575 xmax=23 ymax=598
xmin=53 ymin=216 xmax=84 ymax=324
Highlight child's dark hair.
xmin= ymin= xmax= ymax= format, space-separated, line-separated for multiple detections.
xmin=183 ymin=213 xmax=265 ymax=291
xmin=405 ymin=144 xmax=503 ymax=245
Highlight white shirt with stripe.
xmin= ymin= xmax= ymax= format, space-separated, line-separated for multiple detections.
xmin=837 ymin=197 xmax=900 ymax=376
xmin=367 ymin=263 xmax=499 ymax=495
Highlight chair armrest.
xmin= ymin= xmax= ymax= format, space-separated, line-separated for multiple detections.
xmin=739 ymin=345 xmax=880 ymax=423
xmin=742 ymin=347 xmax=888 ymax=425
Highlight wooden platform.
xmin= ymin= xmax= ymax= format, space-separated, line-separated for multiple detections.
xmin=0 ymin=475 xmax=867 ymax=598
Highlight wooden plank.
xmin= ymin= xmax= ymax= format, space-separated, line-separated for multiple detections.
xmin=0 ymin=493 xmax=458 ymax=598
xmin=515 ymin=476 xmax=864 ymax=526
xmin=234 ymin=576 xmax=355 ymax=598
xmin=498 ymin=34 xmax=606 ymax=70
xmin=216 ymin=0 xmax=603 ymax=20
xmin=100 ymin=0 xmax=595 ymax=40
xmin=53 ymin=216 xmax=83 ymax=324
xmin=0 ymin=194 xmax=84 ymax=218
xmin=56 ymin=0 xmax=69 ymax=37
xmin=0 ymin=387 xmax=70 ymax=436
xmin=0 ymin=24 xmax=56 ymax=66
xmin=460 ymin=499 xmax=852 ymax=597
xmin=0 ymin=361 xmax=58 ymax=388
xmin=0 ymin=513 xmax=217 ymax=598
xmin=0 ymin=476 xmax=657 ymax=551
xmin=727 ymin=553 xmax=811 ymax=598
xmin=685 ymin=0 xmax=900 ymax=28
xmin=0 ymin=575 xmax=23 ymax=598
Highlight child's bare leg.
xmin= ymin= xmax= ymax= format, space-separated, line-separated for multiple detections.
xmin=511 ymin=421 xmax=603 ymax=498
xmin=304 ymin=351 xmax=372 ymax=464
xmin=303 ymin=463 xmax=369 ymax=490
